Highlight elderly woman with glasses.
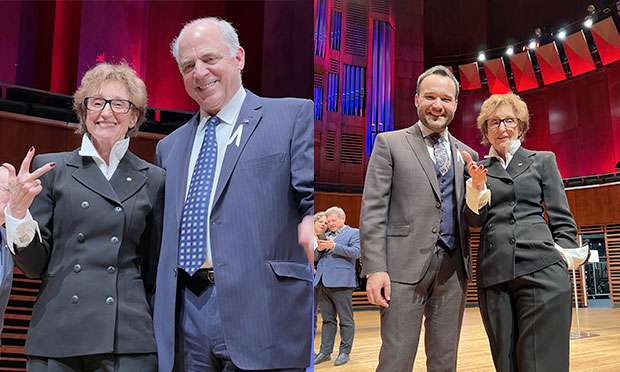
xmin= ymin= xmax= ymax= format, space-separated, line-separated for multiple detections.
xmin=462 ymin=93 xmax=579 ymax=372
xmin=3 ymin=63 xmax=163 ymax=372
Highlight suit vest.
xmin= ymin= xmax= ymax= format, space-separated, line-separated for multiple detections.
xmin=434 ymin=156 xmax=459 ymax=250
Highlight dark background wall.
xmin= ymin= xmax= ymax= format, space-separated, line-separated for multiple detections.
xmin=0 ymin=0 xmax=313 ymax=112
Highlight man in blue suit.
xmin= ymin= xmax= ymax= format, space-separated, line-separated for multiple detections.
xmin=314 ymin=206 xmax=360 ymax=366
xmin=0 ymin=166 xmax=14 ymax=338
xmin=153 ymin=17 xmax=314 ymax=372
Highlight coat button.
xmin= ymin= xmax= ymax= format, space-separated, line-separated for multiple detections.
xmin=107 ymin=266 xmax=116 ymax=273
xmin=435 ymin=202 xmax=441 ymax=208
xmin=110 ymin=236 xmax=119 ymax=244
xmin=77 ymin=233 xmax=85 ymax=243
xmin=510 ymin=238 xmax=515 ymax=244
xmin=73 ymin=264 xmax=82 ymax=273
xmin=105 ymin=296 xmax=115 ymax=305
xmin=432 ymin=227 xmax=438 ymax=233
xmin=71 ymin=295 xmax=79 ymax=304
xmin=114 ymin=206 xmax=122 ymax=213
xmin=510 ymin=219 xmax=516 ymax=224
xmin=81 ymin=201 xmax=89 ymax=209
xmin=489 ymin=243 xmax=494 ymax=248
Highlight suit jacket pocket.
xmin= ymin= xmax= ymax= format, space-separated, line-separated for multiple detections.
xmin=387 ymin=224 xmax=410 ymax=236
xmin=268 ymin=260 xmax=313 ymax=282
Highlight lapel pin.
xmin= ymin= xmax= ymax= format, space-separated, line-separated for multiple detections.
xmin=229 ymin=125 xmax=244 ymax=147
xmin=517 ymin=162 xmax=523 ymax=167
xmin=126 ymin=177 xmax=132 ymax=182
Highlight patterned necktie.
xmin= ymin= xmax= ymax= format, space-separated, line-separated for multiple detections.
xmin=430 ymin=133 xmax=450 ymax=176
xmin=179 ymin=116 xmax=220 ymax=275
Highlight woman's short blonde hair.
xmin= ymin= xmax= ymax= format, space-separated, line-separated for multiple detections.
xmin=314 ymin=211 xmax=327 ymax=223
xmin=476 ymin=93 xmax=530 ymax=145
xmin=73 ymin=62 xmax=148 ymax=137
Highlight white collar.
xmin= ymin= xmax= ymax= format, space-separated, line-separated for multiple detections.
xmin=78 ymin=134 xmax=129 ymax=165
xmin=487 ymin=139 xmax=521 ymax=167
xmin=200 ymin=86 xmax=246 ymax=127
xmin=418 ymin=121 xmax=450 ymax=142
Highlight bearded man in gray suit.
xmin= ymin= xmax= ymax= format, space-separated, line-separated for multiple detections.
xmin=360 ymin=65 xmax=478 ymax=372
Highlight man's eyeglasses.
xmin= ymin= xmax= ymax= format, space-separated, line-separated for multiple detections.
xmin=488 ymin=117 xmax=518 ymax=130
xmin=84 ymin=97 xmax=134 ymax=114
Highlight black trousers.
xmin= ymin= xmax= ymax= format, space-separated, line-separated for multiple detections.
xmin=27 ymin=353 xmax=157 ymax=372
xmin=478 ymin=262 xmax=572 ymax=372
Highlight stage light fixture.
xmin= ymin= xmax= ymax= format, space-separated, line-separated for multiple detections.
xmin=506 ymin=46 xmax=514 ymax=55
xmin=557 ymin=30 xmax=567 ymax=40
xmin=478 ymin=52 xmax=486 ymax=61
xmin=584 ymin=18 xmax=593 ymax=28
xmin=528 ymin=40 xmax=538 ymax=50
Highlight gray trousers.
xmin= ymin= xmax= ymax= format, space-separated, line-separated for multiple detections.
xmin=316 ymin=282 xmax=355 ymax=355
xmin=478 ymin=262 xmax=571 ymax=372
xmin=27 ymin=354 xmax=157 ymax=372
xmin=377 ymin=247 xmax=466 ymax=372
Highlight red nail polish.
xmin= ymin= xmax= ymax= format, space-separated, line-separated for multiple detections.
xmin=29 ymin=146 xmax=34 ymax=152
xmin=50 ymin=162 xmax=56 ymax=167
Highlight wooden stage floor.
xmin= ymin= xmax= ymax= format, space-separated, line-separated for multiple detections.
xmin=313 ymin=307 xmax=620 ymax=371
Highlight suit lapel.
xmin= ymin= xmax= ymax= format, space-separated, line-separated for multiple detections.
xmin=212 ymin=90 xmax=263 ymax=208
xmin=68 ymin=150 xmax=121 ymax=205
xmin=168 ymin=115 xmax=200 ymax=224
xmin=404 ymin=122 xmax=440 ymax=200
xmin=109 ymin=152 xmax=148 ymax=203
xmin=506 ymin=147 xmax=535 ymax=179
xmin=484 ymin=156 xmax=512 ymax=182
xmin=450 ymin=136 xmax=465 ymax=205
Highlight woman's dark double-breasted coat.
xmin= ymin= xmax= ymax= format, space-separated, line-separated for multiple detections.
xmin=12 ymin=149 xmax=164 ymax=358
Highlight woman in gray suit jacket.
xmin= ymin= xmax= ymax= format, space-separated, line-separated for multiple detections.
xmin=3 ymin=63 xmax=163 ymax=372
xmin=463 ymin=93 xmax=578 ymax=372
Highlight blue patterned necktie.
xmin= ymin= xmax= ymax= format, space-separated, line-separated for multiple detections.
xmin=429 ymin=133 xmax=450 ymax=176
xmin=179 ymin=116 xmax=220 ymax=275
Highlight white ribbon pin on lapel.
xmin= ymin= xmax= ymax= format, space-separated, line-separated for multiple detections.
xmin=228 ymin=122 xmax=246 ymax=147
xmin=456 ymin=149 xmax=465 ymax=164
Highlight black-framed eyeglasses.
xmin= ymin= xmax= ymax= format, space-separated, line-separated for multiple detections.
xmin=84 ymin=97 xmax=135 ymax=114
xmin=488 ymin=117 xmax=518 ymax=130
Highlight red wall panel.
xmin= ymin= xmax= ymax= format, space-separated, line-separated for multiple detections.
xmin=451 ymin=67 xmax=619 ymax=178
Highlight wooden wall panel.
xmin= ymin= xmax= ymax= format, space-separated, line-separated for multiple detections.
xmin=315 ymin=192 xmax=362 ymax=228
xmin=565 ymin=184 xmax=620 ymax=227
xmin=0 ymin=111 xmax=162 ymax=167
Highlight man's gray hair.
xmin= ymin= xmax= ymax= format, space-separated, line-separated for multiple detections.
xmin=416 ymin=65 xmax=460 ymax=98
xmin=170 ymin=17 xmax=241 ymax=66
xmin=325 ymin=206 xmax=346 ymax=220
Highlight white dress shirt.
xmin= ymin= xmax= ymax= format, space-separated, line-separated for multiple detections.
xmin=418 ymin=123 xmax=452 ymax=164
xmin=187 ymin=86 xmax=246 ymax=268
xmin=79 ymin=134 xmax=130 ymax=180
xmin=5 ymin=134 xmax=130 ymax=252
